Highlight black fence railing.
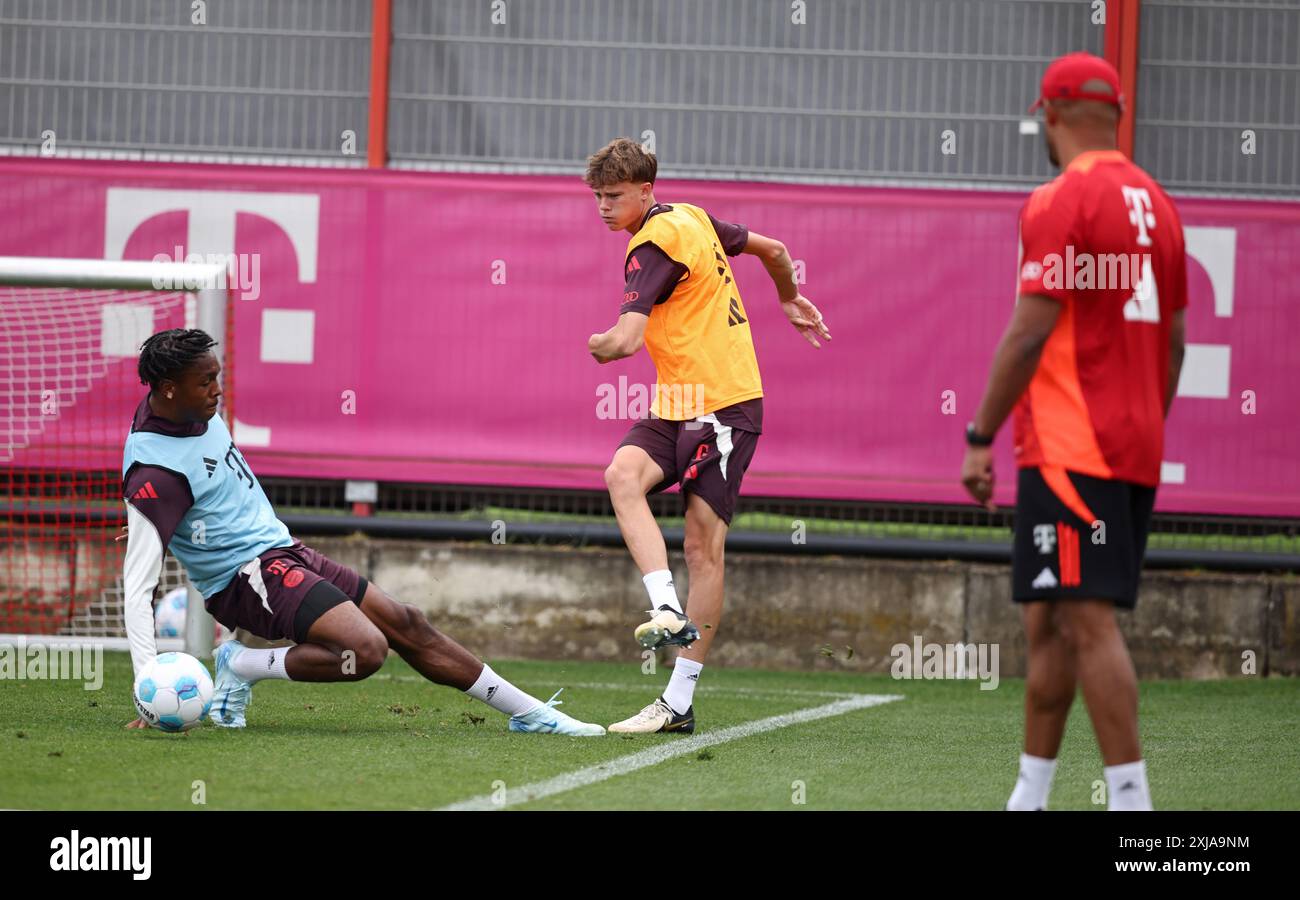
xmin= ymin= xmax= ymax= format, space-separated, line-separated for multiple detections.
xmin=3 ymin=473 xmax=1296 ymax=572
xmin=257 ymin=478 xmax=1300 ymax=572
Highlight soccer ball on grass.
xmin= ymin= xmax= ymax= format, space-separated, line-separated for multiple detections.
xmin=133 ymin=652 xmax=214 ymax=732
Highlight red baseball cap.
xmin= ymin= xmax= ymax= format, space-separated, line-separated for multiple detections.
xmin=1029 ymin=51 xmax=1124 ymax=112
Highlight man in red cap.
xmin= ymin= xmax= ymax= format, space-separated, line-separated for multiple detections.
xmin=961 ymin=52 xmax=1187 ymax=811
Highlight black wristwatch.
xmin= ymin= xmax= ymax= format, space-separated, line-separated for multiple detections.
xmin=965 ymin=422 xmax=994 ymax=447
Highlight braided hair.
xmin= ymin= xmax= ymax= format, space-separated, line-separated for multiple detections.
xmin=137 ymin=329 xmax=218 ymax=388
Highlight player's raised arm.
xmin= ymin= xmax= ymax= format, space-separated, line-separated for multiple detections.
xmin=739 ymin=229 xmax=831 ymax=348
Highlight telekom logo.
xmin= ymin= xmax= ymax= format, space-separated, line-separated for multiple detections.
xmin=104 ymin=189 xmax=319 ymax=282
xmin=1164 ymin=225 xmax=1237 ymax=487
xmin=1121 ymin=186 xmax=1156 ymax=247
xmin=103 ymin=188 xmax=322 ymax=448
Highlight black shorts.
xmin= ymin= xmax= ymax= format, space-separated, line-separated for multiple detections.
xmin=1012 ymin=467 xmax=1156 ymax=609
xmin=617 ymin=413 xmax=759 ymax=526
xmin=206 ymin=541 xmax=369 ymax=643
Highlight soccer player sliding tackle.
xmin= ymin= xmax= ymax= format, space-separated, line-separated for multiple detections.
xmin=585 ymin=138 xmax=830 ymax=733
xmin=961 ymin=54 xmax=1187 ymax=810
xmin=121 ymin=329 xmax=604 ymax=735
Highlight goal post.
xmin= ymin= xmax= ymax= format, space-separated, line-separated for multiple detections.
xmin=0 ymin=256 xmax=231 ymax=659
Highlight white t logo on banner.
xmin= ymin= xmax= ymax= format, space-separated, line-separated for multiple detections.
xmin=1163 ymin=226 xmax=1238 ymax=487
xmin=103 ymin=188 xmax=322 ymax=448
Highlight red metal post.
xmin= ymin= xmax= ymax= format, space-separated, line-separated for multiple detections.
xmin=1103 ymin=0 xmax=1123 ymax=69
xmin=1105 ymin=0 xmax=1142 ymax=159
xmin=367 ymin=0 xmax=392 ymax=168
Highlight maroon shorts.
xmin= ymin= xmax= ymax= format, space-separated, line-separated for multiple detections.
xmin=618 ymin=414 xmax=759 ymax=525
xmin=205 ymin=541 xmax=368 ymax=642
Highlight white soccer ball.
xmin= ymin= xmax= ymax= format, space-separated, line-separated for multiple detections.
xmin=133 ymin=652 xmax=214 ymax=732
xmin=154 ymin=587 xmax=188 ymax=638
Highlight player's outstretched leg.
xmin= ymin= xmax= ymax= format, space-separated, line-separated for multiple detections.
xmin=1006 ymin=602 xmax=1077 ymax=810
xmin=210 ymin=548 xmax=603 ymax=734
xmin=357 ymin=582 xmax=604 ymax=736
xmin=611 ymin=493 xmax=725 ymax=735
xmin=212 ymin=588 xmax=389 ymax=727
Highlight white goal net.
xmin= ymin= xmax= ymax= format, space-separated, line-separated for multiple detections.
xmin=0 ymin=258 xmax=228 ymax=656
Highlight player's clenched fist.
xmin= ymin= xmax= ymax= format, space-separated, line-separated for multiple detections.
xmin=961 ymin=445 xmax=996 ymax=511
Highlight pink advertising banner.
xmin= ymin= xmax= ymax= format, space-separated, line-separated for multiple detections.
xmin=1 ymin=159 xmax=1296 ymax=515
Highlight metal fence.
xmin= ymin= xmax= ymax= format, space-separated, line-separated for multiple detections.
xmin=261 ymin=478 xmax=1300 ymax=571
xmin=0 ymin=0 xmax=371 ymax=164
xmin=388 ymin=0 xmax=1101 ymax=187
xmin=1136 ymin=0 xmax=1300 ymax=197
xmin=2 ymin=0 xmax=1296 ymax=193
xmin=0 ymin=2 xmax=1297 ymax=565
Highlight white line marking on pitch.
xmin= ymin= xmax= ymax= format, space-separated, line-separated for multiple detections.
xmin=555 ymin=680 xmax=862 ymax=700
xmin=439 ymin=693 xmax=903 ymax=811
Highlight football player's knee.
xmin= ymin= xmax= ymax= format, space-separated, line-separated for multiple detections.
xmin=355 ymin=630 xmax=389 ymax=677
xmin=1060 ymin=604 xmax=1113 ymax=652
xmin=604 ymin=461 xmax=634 ymax=494
xmin=1047 ymin=608 xmax=1078 ymax=650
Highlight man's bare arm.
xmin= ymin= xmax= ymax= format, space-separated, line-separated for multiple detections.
xmin=742 ymin=231 xmax=799 ymax=302
xmin=961 ymin=293 xmax=1060 ymax=509
xmin=742 ymin=230 xmax=832 ymax=347
xmin=588 ymin=311 xmax=650 ymax=364
xmin=970 ymin=293 xmax=1061 ymax=438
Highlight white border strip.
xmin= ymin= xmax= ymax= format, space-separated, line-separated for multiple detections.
xmin=0 ymin=256 xmax=224 ymax=290
xmin=440 ymin=693 xmax=903 ymax=811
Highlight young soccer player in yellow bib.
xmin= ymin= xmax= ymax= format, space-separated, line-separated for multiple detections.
xmin=585 ymin=138 xmax=831 ymax=733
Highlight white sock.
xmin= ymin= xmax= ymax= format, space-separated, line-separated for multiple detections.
xmin=1006 ymin=753 xmax=1057 ymax=810
xmin=663 ymin=657 xmax=702 ymax=715
xmin=230 ymin=646 xmax=291 ymax=682
xmin=1105 ymin=759 xmax=1153 ymax=811
xmin=643 ymin=569 xmax=682 ymax=614
xmin=465 ymin=664 xmax=542 ymax=718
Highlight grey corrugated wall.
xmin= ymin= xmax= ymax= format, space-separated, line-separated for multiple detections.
xmin=1 ymin=0 xmax=1295 ymax=195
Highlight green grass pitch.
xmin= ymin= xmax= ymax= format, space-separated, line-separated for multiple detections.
xmin=3 ymin=652 xmax=1296 ymax=810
